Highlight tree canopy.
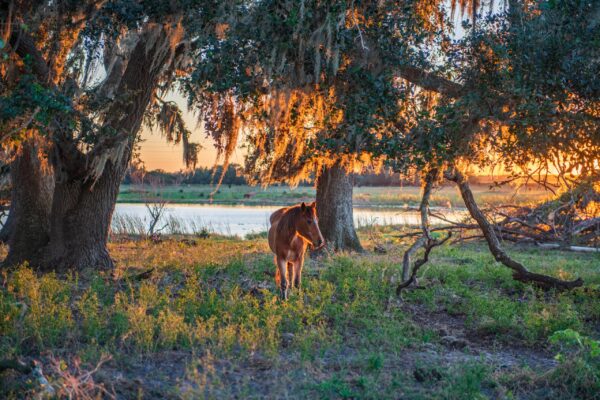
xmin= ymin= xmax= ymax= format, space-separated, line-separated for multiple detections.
xmin=0 ymin=0 xmax=598 ymax=281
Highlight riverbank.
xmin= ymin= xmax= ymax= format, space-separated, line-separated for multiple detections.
xmin=1 ymin=225 xmax=598 ymax=398
xmin=118 ymin=184 xmax=554 ymax=208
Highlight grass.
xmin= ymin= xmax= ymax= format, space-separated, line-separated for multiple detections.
xmin=1 ymin=227 xmax=599 ymax=399
xmin=118 ymin=184 xmax=555 ymax=208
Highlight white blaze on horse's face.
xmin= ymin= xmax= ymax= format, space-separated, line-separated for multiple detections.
xmin=299 ymin=202 xmax=325 ymax=248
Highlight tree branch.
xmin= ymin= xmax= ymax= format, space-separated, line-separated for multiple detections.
xmin=398 ymin=168 xmax=452 ymax=293
xmin=445 ymin=165 xmax=583 ymax=291
xmin=395 ymin=66 xmax=464 ymax=98
xmin=9 ymin=25 xmax=51 ymax=83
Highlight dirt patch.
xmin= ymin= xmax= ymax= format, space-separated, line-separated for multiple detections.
xmin=399 ymin=301 xmax=557 ymax=372
xmin=94 ymin=351 xmax=190 ymax=399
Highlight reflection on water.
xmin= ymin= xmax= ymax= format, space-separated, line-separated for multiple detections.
xmin=113 ymin=204 xmax=465 ymax=237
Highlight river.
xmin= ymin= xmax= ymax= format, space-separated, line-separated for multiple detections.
xmin=112 ymin=203 xmax=464 ymax=237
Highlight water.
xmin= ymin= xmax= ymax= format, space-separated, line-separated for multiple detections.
xmin=113 ymin=203 xmax=464 ymax=237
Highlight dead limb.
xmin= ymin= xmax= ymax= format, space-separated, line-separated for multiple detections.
xmin=400 ymin=169 xmax=436 ymax=282
xmin=445 ymin=166 xmax=583 ymax=291
xmin=536 ymin=243 xmax=600 ymax=253
xmin=398 ymin=169 xmax=451 ymax=293
xmin=397 ymin=234 xmax=451 ymax=294
xmin=401 ymin=235 xmax=428 ymax=281
xmin=0 ymin=358 xmax=32 ymax=374
xmin=0 ymin=358 xmax=56 ymax=397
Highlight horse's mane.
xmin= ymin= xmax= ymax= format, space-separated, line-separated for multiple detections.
xmin=276 ymin=205 xmax=303 ymax=240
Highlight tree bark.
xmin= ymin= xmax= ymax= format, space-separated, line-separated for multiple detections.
xmin=41 ymin=165 xmax=123 ymax=271
xmin=3 ymin=139 xmax=54 ymax=266
xmin=316 ymin=162 xmax=363 ymax=252
xmin=398 ymin=169 xmax=451 ymax=293
xmin=402 ymin=169 xmax=437 ymax=281
xmin=37 ymin=24 xmax=174 ymax=271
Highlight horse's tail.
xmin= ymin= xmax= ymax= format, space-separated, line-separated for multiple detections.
xmin=274 ymin=256 xmax=281 ymax=287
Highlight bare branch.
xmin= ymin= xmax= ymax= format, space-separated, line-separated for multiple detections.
xmin=445 ymin=165 xmax=583 ymax=291
xmin=9 ymin=25 xmax=51 ymax=83
xmin=398 ymin=168 xmax=452 ymax=293
xmin=395 ymin=66 xmax=464 ymax=98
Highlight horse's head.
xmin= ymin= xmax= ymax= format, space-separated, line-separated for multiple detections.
xmin=298 ymin=201 xmax=325 ymax=249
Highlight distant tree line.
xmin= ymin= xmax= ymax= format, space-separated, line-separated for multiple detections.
xmin=123 ymin=164 xmax=247 ymax=186
xmin=123 ymin=163 xmax=420 ymax=187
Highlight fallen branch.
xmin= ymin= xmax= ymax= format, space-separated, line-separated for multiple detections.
xmin=132 ymin=268 xmax=155 ymax=280
xmin=536 ymin=243 xmax=600 ymax=253
xmin=445 ymin=166 xmax=583 ymax=291
xmin=0 ymin=358 xmax=32 ymax=374
xmin=0 ymin=358 xmax=56 ymax=397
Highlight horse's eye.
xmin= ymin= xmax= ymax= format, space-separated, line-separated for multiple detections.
xmin=307 ymin=219 xmax=312 ymax=225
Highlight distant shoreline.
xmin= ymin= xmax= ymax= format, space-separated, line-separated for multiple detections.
xmin=115 ymin=200 xmax=465 ymax=211
xmin=117 ymin=183 xmax=554 ymax=208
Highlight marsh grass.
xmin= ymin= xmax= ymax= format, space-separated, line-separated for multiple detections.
xmin=110 ymin=213 xmax=240 ymax=240
xmin=1 ymin=227 xmax=599 ymax=399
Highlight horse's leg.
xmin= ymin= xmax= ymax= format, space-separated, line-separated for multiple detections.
xmin=274 ymin=256 xmax=281 ymax=287
xmin=276 ymin=256 xmax=289 ymax=300
xmin=287 ymin=262 xmax=295 ymax=289
xmin=294 ymin=253 xmax=305 ymax=290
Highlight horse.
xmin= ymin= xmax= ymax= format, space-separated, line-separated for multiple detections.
xmin=268 ymin=201 xmax=325 ymax=299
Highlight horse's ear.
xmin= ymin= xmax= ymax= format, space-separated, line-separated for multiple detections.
xmin=301 ymin=202 xmax=306 ymax=212
xmin=310 ymin=201 xmax=317 ymax=208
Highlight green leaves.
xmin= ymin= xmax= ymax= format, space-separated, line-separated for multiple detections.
xmin=549 ymin=328 xmax=600 ymax=361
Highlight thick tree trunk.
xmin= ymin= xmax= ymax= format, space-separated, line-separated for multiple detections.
xmin=36 ymin=24 xmax=175 ymax=271
xmin=316 ymin=162 xmax=363 ymax=252
xmin=41 ymin=164 xmax=124 ymax=271
xmin=3 ymin=140 xmax=54 ymax=266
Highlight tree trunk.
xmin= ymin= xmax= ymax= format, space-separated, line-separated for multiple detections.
xmin=41 ymin=164 xmax=124 ymax=271
xmin=3 ymin=139 xmax=54 ymax=266
xmin=0 ymin=214 xmax=12 ymax=243
xmin=316 ymin=162 xmax=363 ymax=252
xmin=0 ymin=161 xmax=11 ymax=242
xmin=37 ymin=24 xmax=175 ymax=271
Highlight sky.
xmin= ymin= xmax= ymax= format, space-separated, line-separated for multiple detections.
xmin=138 ymin=93 xmax=245 ymax=171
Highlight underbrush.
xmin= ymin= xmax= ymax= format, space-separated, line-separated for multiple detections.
xmin=0 ymin=230 xmax=599 ymax=399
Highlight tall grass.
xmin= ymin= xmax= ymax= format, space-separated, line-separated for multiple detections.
xmin=110 ymin=213 xmax=238 ymax=239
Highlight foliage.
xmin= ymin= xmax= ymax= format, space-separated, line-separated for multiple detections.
xmin=183 ymin=0 xmax=451 ymax=186
xmin=376 ymin=0 xmax=600 ymax=186
xmin=0 ymin=0 xmax=211 ymax=179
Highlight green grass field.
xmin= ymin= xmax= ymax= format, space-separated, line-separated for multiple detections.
xmin=118 ymin=184 xmax=555 ymax=208
xmin=1 ymin=226 xmax=598 ymax=398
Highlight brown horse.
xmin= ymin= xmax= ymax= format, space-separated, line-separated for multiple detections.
xmin=268 ymin=202 xmax=325 ymax=299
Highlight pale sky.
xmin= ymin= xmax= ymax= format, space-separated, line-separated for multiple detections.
xmin=138 ymin=93 xmax=245 ymax=172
